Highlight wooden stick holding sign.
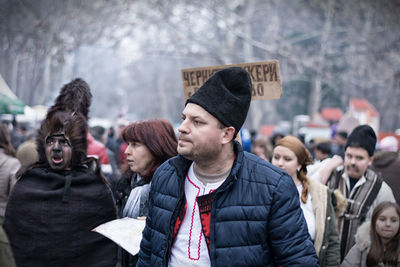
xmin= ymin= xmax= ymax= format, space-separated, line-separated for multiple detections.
xmin=181 ymin=60 xmax=283 ymax=143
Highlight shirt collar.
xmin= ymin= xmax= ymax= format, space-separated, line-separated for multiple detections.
xmin=343 ymin=171 xmax=366 ymax=195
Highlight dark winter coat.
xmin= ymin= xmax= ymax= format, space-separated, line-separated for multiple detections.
xmin=137 ymin=142 xmax=319 ymax=266
xmin=4 ymin=166 xmax=117 ymax=267
xmin=113 ymin=172 xmax=149 ymax=219
xmin=371 ymin=151 xmax=400 ymax=205
xmin=113 ymin=173 xmax=150 ymax=267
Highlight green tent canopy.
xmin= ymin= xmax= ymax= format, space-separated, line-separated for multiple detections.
xmin=0 ymin=74 xmax=25 ymax=115
xmin=0 ymin=92 xmax=25 ymax=114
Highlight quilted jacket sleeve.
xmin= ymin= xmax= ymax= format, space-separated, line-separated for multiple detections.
xmin=268 ymin=173 xmax=320 ymax=266
xmin=136 ymin=186 xmax=153 ymax=266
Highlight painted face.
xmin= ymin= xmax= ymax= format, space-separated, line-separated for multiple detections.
xmin=45 ymin=134 xmax=72 ymax=170
xmin=124 ymin=141 xmax=155 ymax=177
xmin=375 ymin=206 xmax=400 ymax=243
xmin=344 ymin=146 xmax=373 ymax=179
xmin=177 ymin=103 xmax=226 ymax=161
xmin=272 ymin=146 xmax=301 ymax=181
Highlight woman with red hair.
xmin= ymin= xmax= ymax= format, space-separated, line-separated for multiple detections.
xmin=112 ymin=118 xmax=177 ymax=266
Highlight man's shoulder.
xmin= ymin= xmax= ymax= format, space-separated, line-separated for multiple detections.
xmin=152 ymin=156 xmax=188 ymax=182
xmin=155 ymin=156 xmax=182 ymax=173
xmin=240 ymin=151 xmax=291 ymax=186
xmin=327 ymin=165 xmax=345 ymax=179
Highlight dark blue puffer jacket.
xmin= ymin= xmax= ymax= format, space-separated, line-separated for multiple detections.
xmin=137 ymin=142 xmax=319 ymax=266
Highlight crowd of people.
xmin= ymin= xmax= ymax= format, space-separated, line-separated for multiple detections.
xmin=0 ymin=67 xmax=399 ymax=266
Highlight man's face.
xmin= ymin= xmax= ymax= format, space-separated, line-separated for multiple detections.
xmin=344 ymin=146 xmax=373 ymax=179
xmin=45 ymin=134 xmax=72 ymax=170
xmin=314 ymin=149 xmax=327 ymax=161
xmin=177 ymin=103 xmax=228 ymax=161
xmin=335 ymin=134 xmax=347 ymax=146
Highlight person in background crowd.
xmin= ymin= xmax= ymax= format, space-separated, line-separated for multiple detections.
xmin=112 ymin=119 xmax=177 ymax=267
xmin=323 ymin=125 xmax=396 ymax=261
xmin=106 ymin=126 xmax=118 ymax=155
xmin=137 ymin=67 xmax=318 ymax=266
xmin=0 ymin=124 xmax=20 ymax=223
xmin=314 ymin=141 xmax=332 ymax=161
xmin=331 ymin=131 xmax=347 ymax=158
xmin=240 ymin=128 xmax=252 ymax=152
xmin=270 ymin=130 xmax=285 ymax=147
xmin=251 ymin=136 xmax=273 ymax=162
xmin=3 ymin=78 xmax=117 ymax=266
xmin=371 ymin=136 xmax=400 ymax=205
xmin=307 ymin=141 xmax=333 ymax=182
xmin=87 ymin=131 xmax=109 ymax=165
xmin=116 ymin=118 xmax=130 ymax=173
xmin=10 ymin=118 xmax=26 ymax=150
xmin=272 ymin=136 xmax=346 ymax=267
xmin=87 ymin=128 xmax=113 ymax=183
xmin=15 ymin=131 xmax=39 ymax=166
xmin=341 ymin=201 xmax=400 ymax=267
xmin=305 ymin=137 xmax=316 ymax=159
xmin=91 ymin=125 xmax=120 ymax=185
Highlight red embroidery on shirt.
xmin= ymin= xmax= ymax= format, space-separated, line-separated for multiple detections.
xmin=197 ymin=190 xmax=215 ymax=251
xmin=187 ymin=175 xmax=202 ymax=260
xmin=172 ymin=200 xmax=187 ymax=241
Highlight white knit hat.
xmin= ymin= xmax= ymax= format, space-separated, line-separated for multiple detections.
xmin=379 ymin=136 xmax=398 ymax=152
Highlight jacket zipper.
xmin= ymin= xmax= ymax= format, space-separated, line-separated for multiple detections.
xmin=162 ymin=184 xmax=185 ymax=266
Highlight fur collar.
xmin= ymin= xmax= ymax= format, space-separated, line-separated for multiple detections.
xmin=355 ymin=221 xmax=371 ymax=250
xmin=333 ymin=189 xmax=347 ymax=217
xmin=308 ymin=178 xmax=327 ymax=255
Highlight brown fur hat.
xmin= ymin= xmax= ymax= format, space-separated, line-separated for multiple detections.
xmin=36 ymin=78 xmax=92 ymax=167
xmin=46 ymin=78 xmax=92 ymax=121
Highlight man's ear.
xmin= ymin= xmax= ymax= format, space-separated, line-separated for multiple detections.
xmin=222 ymin=126 xmax=236 ymax=144
xmin=368 ymin=155 xmax=374 ymax=166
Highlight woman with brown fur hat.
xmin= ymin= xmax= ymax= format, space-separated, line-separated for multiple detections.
xmin=272 ymin=136 xmax=347 ymax=267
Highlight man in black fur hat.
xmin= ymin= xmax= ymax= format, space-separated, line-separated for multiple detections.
xmin=137 ymin=67 xmax=318 ymax=266
xmin=324 ymin=124 xmax=396 ymax=261
xmin=4 ymin=79 xmax=117 ymax=266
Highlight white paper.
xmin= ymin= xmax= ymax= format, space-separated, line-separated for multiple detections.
xmin=92 ymin=217 xmax=146 ymax=256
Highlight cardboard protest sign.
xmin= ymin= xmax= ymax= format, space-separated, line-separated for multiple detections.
xmin=181 ymin=60 xmax=282 ymax=100
xmin=92 ymin=217 xmax=146 ymax=256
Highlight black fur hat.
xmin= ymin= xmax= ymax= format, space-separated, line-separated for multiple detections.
xmin=37 ymin=78 xmax=92 ymax=167
xmin=345 ymin=125 xmax=377 ymax=156
xmin=186 ymin=67 xmax=252 ymax=137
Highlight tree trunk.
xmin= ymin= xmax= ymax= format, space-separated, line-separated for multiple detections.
xmin=308 ymin=0 xmax=333 ymax=116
